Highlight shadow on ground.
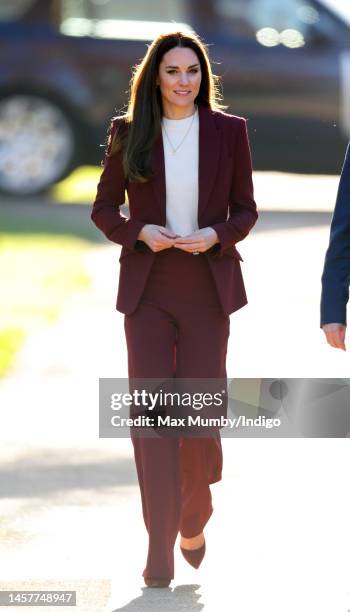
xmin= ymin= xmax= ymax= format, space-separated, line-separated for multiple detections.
xmin=0 ymin=452 xmax=137 ymax=498
xmin=110 ymin=583 xmax=204 ymax=611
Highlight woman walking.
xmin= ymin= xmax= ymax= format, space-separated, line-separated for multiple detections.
xmin=91 ymin=30 xmax=257 ymax=588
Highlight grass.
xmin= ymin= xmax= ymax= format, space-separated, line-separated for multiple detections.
xmin=0 ymin=163 xmax=124 ymax=377
xmin=0 ymin=327 xmax=25 ymax=378
xmin=51 ymin=165 xmax=102 ymax=204
xmin=0 ymin=233 xmax=92 ymax=377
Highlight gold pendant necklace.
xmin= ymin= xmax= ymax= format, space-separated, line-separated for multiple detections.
xmin=162 ymin=106 xmax=197 ymax=155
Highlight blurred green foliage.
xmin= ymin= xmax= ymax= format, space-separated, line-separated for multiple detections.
xmin=0 ymin=234 xmax=92 ymax=377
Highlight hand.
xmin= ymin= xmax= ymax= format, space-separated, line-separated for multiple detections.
xmin=137 ymin=224 xmax=178 ymax=252
xmin=173 ymin=227 xmax=219 ymax=254
xmin=322 ymin=323 xmax=347 ymax=351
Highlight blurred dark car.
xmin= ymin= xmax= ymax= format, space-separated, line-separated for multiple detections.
xmin=0 ymin=0 xmax=350 ymax=196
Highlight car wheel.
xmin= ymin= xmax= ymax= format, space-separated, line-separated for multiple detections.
xmin=0 ymin=93 xmax=77 ymax=197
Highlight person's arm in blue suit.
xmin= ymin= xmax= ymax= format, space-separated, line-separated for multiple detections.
xmin=320 ymin=143 xmax=350 ymax=350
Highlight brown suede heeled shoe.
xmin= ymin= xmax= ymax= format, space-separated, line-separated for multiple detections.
xmin=180 ymin=539 xmax=206 ymax=569
xmin=144 ymin=577 xmax=171 ymax=588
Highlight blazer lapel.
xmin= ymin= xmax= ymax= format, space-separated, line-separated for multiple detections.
xmin=150 ymin=129 xmax=166 ymax=224
xmin=197 ymin=104 xmax=222 ymax=223
xmin=150 ymin=103 xmax=222 ymax=225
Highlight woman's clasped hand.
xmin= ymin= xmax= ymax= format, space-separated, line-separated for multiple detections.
xmin=138 ymin=224 xmax=219 ymax=253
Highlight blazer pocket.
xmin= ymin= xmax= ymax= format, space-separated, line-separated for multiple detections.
xmin=118 ymin=247 xmax=136 ymax=262
xmin=223 ymin=246 xmax=244 ymax=262
xmin=118 ymin=241 xmax=150 ymax=261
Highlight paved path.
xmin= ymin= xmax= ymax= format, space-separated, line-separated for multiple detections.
xmin=1 ymin=208 xmax=350 ymax=611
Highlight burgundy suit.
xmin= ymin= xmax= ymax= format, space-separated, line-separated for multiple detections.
xmin=91 ymin=103 xmax=257 ymax=315
xmin=91 ymin=102 xmax=257 ymax=581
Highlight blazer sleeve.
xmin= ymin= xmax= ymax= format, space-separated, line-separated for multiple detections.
xmin=90 ymin=118 xmax=146 ymax=250
xmin=210 ymin=117 xmax=258 ymax=252
xmin=320 ymin=143 xmax=350 ymax=327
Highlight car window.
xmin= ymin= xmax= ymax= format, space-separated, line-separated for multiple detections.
xmin=216 ymin=0 xmax=331 ymax=48
xmin=60 ymin=0 xmax=191 ymax=40
xmin=321 ymin=0 xmax=350 ymax=27
xmin=0 ymin=0 xmax=36 ymax=20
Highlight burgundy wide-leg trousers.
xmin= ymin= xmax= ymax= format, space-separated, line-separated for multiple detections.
xmin=124 ymin=248 xmax=230 ymax=580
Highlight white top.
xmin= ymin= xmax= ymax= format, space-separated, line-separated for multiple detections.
xmin=161 ymin=106 xmax=199 ymax=237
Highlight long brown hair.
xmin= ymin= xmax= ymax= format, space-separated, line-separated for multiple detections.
xmin=108 ymin=30 xmax=226 ymax=182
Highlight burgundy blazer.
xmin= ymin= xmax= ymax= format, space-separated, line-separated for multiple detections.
xmin=91 ymin=103 xmax=258 ymax=315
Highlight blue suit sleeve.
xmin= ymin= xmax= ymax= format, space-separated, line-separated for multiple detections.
xmin=320 ymin=143 xmax=350 ymax=327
